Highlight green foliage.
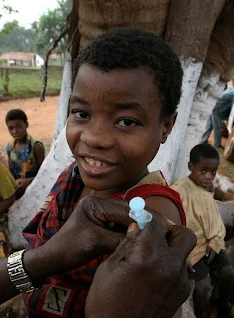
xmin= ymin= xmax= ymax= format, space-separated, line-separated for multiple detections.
xmin=0 ymin=68 xmax=62 ymax=97
xmin=0 ymin=58 xmax=6 ymax=65
xmin=33 ymin=0 xmax=71 ymax=57
xmin=0 ymin=22 xmax=37 ymax=54
xmin=0 ymin=0 xmax=71 ymax=56
xmin=0 ymin=20 xmax=18 ymax=35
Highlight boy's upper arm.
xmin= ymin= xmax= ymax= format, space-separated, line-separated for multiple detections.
xmin=145 ymin=195 xmax=182 ymax=225
xmin=34 ymin=142 xmax=45 ymax=166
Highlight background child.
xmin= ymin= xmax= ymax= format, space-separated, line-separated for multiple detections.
xmin=0 ymin=161 xmax=18 ymax=258
xmin=172 ymin=144 xmax=234 ymax=318
xmin=5 ymin=109 xmax=45 ymax=197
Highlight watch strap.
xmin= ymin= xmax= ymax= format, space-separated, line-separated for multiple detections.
xmin=7 ymin=249 xmax=36 ymax=294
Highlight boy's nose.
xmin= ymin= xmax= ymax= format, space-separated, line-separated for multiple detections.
xmin=204 ymin=172 xmax=213 ymax=181
xmin=80 ymin=125 xmax=115 ymax=149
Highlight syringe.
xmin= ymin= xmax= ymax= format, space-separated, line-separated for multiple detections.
xmin=129 ymin=197 xmax=153 ymax=230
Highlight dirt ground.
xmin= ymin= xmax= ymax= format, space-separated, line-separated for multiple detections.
xmin=0 ymin=96 xmax=59 ymax=156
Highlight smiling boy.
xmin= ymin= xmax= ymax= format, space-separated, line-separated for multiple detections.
xmin=22 ymin=28 xmax=186 ymax=317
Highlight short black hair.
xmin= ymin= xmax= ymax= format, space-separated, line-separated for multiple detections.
xmin=5 ymin=109 xmax=28 ymax=124
xmin=190 ymin=144 xmax=220 ymax=164
xmin=73 ymin=27 xmax=183 ymax=117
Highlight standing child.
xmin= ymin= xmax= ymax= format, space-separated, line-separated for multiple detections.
xmin=5 ymin=109 xmax=45 ymax=197
xmin=0 ymin=161 xmax=18 ymax=258
xmin=13 ymin=28 xmax=186 ymax=317
xmin=172 ymin=144 xmax=234 ymax=318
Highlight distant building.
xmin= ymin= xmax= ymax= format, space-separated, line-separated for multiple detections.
xmin=49 ymin=53 xmax=62 ymax=66
xmin=0 ymin=52 xmax=44 ymax=67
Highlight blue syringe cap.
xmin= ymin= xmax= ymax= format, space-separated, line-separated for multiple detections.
xmin=129 ymin=197 xmax=152 ymax=230
xmin=129 ymin=197 xmax=145 ymax=211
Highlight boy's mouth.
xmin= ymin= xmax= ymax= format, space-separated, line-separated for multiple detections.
xmin=79 ymin=155 xmax=117 ymax=177
xmin=84 ymin=157 xmax=108 ymax=167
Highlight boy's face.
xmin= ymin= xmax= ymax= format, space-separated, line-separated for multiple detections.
xmin=6 ymin=119 xmax=28 ymax=141
xmin=189 ymin=157 xmax=219 ymax=190
xmin=66 ymin=64 xmax=176 ymax=193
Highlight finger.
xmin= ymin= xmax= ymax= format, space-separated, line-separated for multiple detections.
xmin=167 ymin=225 xmax=197 ymax=258
xmin=106 ymin=213 xmax=169 ymax=265
xmin=187 ymin=262 xmax=195 ymax=273
xmin=80 ymin=196 xmax=132 ymax=227
xmin=96 ymin=228 xmax=129 ymax=254
xmin=207 ymin=252 xmax=214 ymax=264
xmin=138 ymin=211 xmax=170 ymax=247
xmin=104 ymin=213 xmax=169 ymax=265
xmin=165 ymin=217 xmax=175 ymax=225
xmin=206 ymin=246 xmax=210 ymax=257
xmin=104 ymin=228 xmax=140 ymax=263
xmin=127 ymin=222 xmax=140 ymax=234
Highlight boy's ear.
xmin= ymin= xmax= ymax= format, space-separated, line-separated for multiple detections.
xmin=161 ymin=112 xmax=177 ymax=144
xmin=188 ymin=162 xmax=193 ymax=171
xmin=26 ymin=121 xmax=29 ymax=128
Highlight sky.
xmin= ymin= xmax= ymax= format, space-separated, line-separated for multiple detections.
xmin=0 ymin=0 xmax=59 ymax=29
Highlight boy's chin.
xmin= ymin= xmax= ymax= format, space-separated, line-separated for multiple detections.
xmin=198 ymin=182 xmax=212 ymax=190
xmin=80 ymin=173 xmax=128 ymax=195
xmin=80 ymin=174 xmax=114 ymax=192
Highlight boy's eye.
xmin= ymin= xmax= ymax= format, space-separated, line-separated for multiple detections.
xmin=71 ymin=109 xmax=89 ymax=119
xmin=201 ymin=170 xmax=206 ymax=174
xmin=117 ymin=119 xmax=138 ymax=127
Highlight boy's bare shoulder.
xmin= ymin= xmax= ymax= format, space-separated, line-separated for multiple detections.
xmin=145 ymin=195 xmax=182 ymax=225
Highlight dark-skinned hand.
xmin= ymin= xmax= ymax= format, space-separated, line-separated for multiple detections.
xmin=27 ymin=196 xmax=132 ymax=281
xmin=206 ymin=246 xmax=216 ymax=264
xmin=85 ymin=211 xmax=196 ymax=318
xmin=0 ymin=196 xmax=133 ymax=304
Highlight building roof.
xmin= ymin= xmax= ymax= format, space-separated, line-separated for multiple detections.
xmin=0 ymin=52 xmax=36 ymax=61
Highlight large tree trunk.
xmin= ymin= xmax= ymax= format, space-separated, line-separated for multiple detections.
xmin=175 ymin=0 xmax=234 ymax=180
xmin=175 ymin=69 xmax=225 ymax=180
xmin=150 ymin=0 xmax=225 ymax=183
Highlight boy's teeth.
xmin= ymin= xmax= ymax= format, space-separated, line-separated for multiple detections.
xmin=85 ymin=157 xmax=107 ymax=167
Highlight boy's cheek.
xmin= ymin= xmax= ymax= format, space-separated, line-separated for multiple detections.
xmin=66 ymin=124 xmax=77 ymax=148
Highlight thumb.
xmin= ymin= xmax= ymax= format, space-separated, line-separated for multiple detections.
xmin=187 ymin=262 xmax=195 ymax=274
xmin=98 ymin=222 xmax=140 ymax=253
xmin=127 ymin=222 xmax=140 ymax=234
xmin=106 ymin=223 xmax=140 ymax=264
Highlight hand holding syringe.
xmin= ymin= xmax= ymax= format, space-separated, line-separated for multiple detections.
xmin=129 ymin=197 xmax=153 ymax=229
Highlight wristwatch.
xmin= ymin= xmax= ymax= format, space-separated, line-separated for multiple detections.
xmin=7 ymin=249 xmax=36 ymax=293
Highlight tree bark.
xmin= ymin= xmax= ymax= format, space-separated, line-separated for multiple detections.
xmin=53 ymin=53 xmax=72 ymax=142
xmin=79 ymin=0 xmax=170 ymax=48
xmin=149 ymin=0 xmax=225 ymax=183
xmin=165 ymin=0 xmax=225 ymax=61
xmin=175 ymin=69 xmax=225 ymax=180
xmin=175 ymin=1 xmax=234 ymax=180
